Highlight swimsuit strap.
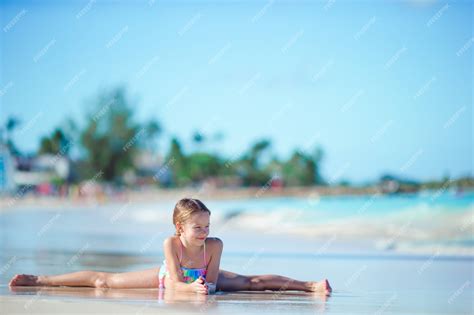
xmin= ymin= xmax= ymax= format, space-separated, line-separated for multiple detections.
xmin=179 ymin=238 xmax=183 ymax=263
xmin=203 ymin=239 xmax=207 ymax=266
xmin=178 ymin=237 xmax=207 ymax=267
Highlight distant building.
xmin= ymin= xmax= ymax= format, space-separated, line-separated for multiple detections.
xmin=14 ymin=154 xmax=70 ymax=188
xmin=133 ymin=150 xmax=169 ymax=185
xmin=0 ymin=151 xmax=72 ymax=196
xmin=0 ymin=144 xmax=15 ymax=193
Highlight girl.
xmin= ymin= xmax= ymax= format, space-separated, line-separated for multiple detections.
xmin=9 ymin=198 xmax=332 ymax=295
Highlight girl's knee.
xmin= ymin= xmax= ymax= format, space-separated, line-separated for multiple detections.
xmin=93 ymin=272 xmax=110 ymax=288
xmin=248 ymin=276 xmax=265 ymax=290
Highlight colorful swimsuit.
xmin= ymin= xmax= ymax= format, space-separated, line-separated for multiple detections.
xmin=158 ymin=238 xmax=207 ymax=289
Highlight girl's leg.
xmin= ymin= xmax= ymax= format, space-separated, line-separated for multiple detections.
xmin=216 ymin=269 xmax=331 ymax=294
xmin=9 ymin=267 xmax=160 ymax=289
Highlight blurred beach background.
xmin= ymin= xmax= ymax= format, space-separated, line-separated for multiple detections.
xmin=1 ymin=0 xmax=473 ymax=314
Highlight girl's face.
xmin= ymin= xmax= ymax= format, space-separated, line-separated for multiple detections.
xmin=179 ymin=212 xmax=210 ymax=245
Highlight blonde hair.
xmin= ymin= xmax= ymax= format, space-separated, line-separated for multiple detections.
xmin=173 ymin=198 xmax=211 ymax=236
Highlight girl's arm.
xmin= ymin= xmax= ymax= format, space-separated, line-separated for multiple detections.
xmin=204 ymin=237 xmax=223 ymax=293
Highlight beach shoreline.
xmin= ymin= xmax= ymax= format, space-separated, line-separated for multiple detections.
xmin=3 ymin=185 xmax=472 ymax=212
xmin=1 ymin=185 xmax=385 ymax=211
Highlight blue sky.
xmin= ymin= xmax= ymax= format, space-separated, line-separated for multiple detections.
xmin=1 ymin=0 xmax=472 ymax=183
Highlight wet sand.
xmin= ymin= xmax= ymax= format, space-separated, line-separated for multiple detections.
xmin=2 ymin=287 xmax=331 ymax=314
xmin=2 ymin=285 xmax=472 ymax=314
xmin=2 ymin=253 xmax=473 ymax=314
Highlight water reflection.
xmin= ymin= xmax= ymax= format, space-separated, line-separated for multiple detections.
xmin=7 ymin=286 xmax=329 ymax=312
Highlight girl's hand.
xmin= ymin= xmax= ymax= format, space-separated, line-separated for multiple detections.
xmin=190 ymin=276 xmax=208 ymax=294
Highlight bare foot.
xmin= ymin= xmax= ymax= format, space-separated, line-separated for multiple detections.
xmin=9 ymin=274 xmax=45 ymax=287
xmin=306 ymin=279 xmax=332 ymax=295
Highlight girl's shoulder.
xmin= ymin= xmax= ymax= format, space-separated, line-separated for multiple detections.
xmin=163 ymin=235 xmax=180 ymax=249
xmin=206 ymin=237 xmax=223 ymax=249
xmin=163 ymin=235 xmax=179 ymax=243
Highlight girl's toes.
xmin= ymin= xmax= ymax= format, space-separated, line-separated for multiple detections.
xmin=308 ymin=280 xmax=332 ymax=295
xmin=324 ymin=279 xmax=332 ymax=292
xmin=9 ymin=275 xmax=20 ymax=286
xmin=9 ymin=274 xmax=39 ymax=286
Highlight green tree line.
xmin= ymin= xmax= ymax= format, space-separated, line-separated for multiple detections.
xmin=32 ymin=87 xmax=325 ymax=187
